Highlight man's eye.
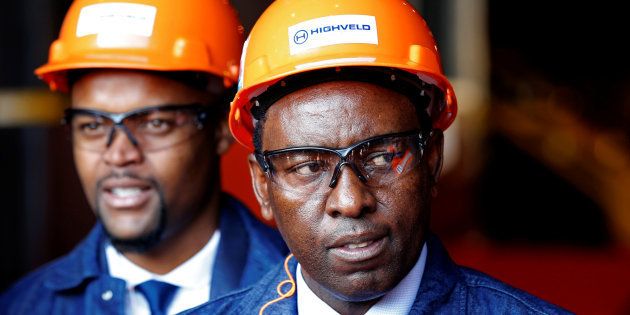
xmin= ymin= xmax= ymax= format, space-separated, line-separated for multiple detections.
xmin=293 ymin=161 xmax=326 ymax=176
xmin=79 ymin=122 xmax=105 ymax=135
xmin=366 ymin=153 xmax=394 ymax=167
xmin=143 ymin=119 xmax=172 ymax=133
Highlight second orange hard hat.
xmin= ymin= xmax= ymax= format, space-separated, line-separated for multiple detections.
xmin=36 ymin=0 xmax=244 ymax=92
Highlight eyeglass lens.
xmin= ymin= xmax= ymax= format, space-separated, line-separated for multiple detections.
xmin=265 ymin=134 xmax=422 ymax=195
xmin=67 ymin=107 xmax=205 ymax=152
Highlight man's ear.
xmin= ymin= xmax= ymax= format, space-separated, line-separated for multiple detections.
xmin=214 ymin=118 xmax=233 ymax=155
xmin=247 ymin=154 xmax=274 ymax=221
xmin=426 ymin=129 xmax=444 ymax=197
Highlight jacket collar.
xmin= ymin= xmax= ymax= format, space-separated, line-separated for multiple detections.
xmin=41 ymin=194 xmax=245 ymax=293
xmin=211 ymin=194 xmax=289 ymax=299
xmin=210 ymin=196 xmax=250 ymax=298
xmin=409 ymin=233 xmax=462 ymax=313
xmin=40 ymin=194 xmax=284 ymax=295
xmin=43 ymin=223 xmax=110 ymax=291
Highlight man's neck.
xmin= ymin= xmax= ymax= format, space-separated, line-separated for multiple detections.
xmin=120 ymin=189 xmax=221 ymax=274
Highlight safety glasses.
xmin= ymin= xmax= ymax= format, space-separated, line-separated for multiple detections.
xmin=255 ymin=131 xmax=427 ymax=195
xmin=63 ymin=103 xmax=212 ymax=152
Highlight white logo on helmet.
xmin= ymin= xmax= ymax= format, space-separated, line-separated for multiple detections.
xmin=76 ymin=3 xmax=157 ymax=48
xmin=288 ymin=15 xmax=378 ymax=55
xmin=293 ymin=30 xmax=309 ymax=45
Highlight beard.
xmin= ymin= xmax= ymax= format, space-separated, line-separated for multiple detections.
xmin=95 ymin=172 xmax=168 ymax=253
xmin=102 ymin=201 xmax=167 ymax=253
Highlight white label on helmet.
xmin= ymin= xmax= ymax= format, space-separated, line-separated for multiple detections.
xmin=76 ymin=3 xmax=157 ymax=38
xmin=238 ymin=36 xmax=251 ymax=91
xmin=288 ymin=15 xmax=378 ymax=55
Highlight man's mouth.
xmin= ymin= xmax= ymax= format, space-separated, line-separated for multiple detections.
xmin=99 ymin=177 xmax=154 ymax=209
xmin=103 ymin=187 xmax=152 ymax=209
xmin=346 ymin=240 xmax=374 ymax=249
xmin=110 ymin=187 xmax=143 ymax=197
xmin=328 ymin=233 xmax=388 ymax=264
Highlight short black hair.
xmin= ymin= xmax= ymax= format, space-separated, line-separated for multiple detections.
xmin=252 ymin=108 xmax=268 ymax=154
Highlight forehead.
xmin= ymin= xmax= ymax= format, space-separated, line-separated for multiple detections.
xmin=70 ymin=69 xmax=208 ymax=112
xmin=262 ymin=81 xmax=421 ymax=150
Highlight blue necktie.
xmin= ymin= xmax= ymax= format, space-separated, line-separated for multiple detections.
xmin=135 ymin=280 xmax=179 ymax=315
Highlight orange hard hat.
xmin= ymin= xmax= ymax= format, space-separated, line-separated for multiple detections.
xmin=36 ymin=0 xmax=244 ymax=92
xmin=230 ymin=0 xmax=457 ymax=150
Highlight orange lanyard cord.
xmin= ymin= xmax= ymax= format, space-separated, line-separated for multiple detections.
xmin=259 ymin=253 xmax=296 ymax=315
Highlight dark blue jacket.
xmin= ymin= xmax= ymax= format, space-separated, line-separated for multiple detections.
xmin=184 ymin=234 xmax=573 ymax=314
xmin=0 ymin=194 xmax=288 ymax=315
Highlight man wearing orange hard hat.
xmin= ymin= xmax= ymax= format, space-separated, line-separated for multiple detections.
xmin=187 ymin=0 xmax=570 ymax=314
xmin=0 ymin=0 xmax=287 ymax=314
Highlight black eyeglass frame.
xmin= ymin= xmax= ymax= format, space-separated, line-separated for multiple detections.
xmin=62 ymin=103 xmax=212 ymax=148
xmin=255 ymin=130 xmax=429 ymax=189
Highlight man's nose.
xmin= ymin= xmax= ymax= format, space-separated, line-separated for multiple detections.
xmin=102 ymin=127 xmax=142 ymax=167
xmin=325 ymin=165 xmax=376 ymax=218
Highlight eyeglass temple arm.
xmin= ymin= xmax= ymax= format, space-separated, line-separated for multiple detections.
xmin=255 ymin=153 xmax=271 ymax=173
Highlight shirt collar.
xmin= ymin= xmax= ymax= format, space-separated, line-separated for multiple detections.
xmin=296 ymin=242 xmax=428 ymax=315
xmin=106 ymin=230 xmax=221 ymax=289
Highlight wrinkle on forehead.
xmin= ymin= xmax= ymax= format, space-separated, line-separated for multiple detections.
xmin=263 ymin=81 xmax=420 ymax=150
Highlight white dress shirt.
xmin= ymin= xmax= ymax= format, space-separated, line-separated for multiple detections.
xmin=106 ymin=230 xmax=221 ymax=315
xmin=297 ymin=243 xmax=428 ymax=315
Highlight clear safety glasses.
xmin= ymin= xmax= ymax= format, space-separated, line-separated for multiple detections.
xmin=63 ymin=103 xmax=212 ymax=152
xmin=255 ymin=131 xmax=427 ymax=195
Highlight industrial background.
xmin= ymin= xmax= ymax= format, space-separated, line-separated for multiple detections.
xmin=1 ymin=0 xmax=629 ymax=314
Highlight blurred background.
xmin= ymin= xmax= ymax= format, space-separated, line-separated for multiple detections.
xmin=1 ymin=0 xmax=628 ymax=314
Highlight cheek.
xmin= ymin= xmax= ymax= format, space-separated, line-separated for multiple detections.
xmin=148 ymin=144 xmax=213 ymax=202
xmin=270 ymin=189 xmax=326 ymax=256
xmin=377 ymin=172 xmax=428 ymax=237
xmin=73 ymin=149 xmax=102 ymax=206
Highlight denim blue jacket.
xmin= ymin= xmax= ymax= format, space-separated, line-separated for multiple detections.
xmin=184 ymin=234 xmax=573 ymax=314
xmin=0 ymin=194 xmax=288 ymax=315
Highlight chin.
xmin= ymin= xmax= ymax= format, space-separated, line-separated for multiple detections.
xmin=100 ymin=212 xmax=167 ymax=253
xmin=107 ymin=227 xmax=164 ymax=253
xmin=107 ymin=226 xmax=152 ymax=241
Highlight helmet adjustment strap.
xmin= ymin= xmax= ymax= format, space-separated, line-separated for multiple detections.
xmin=250 ymin=66 xmax=437 ymax=134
